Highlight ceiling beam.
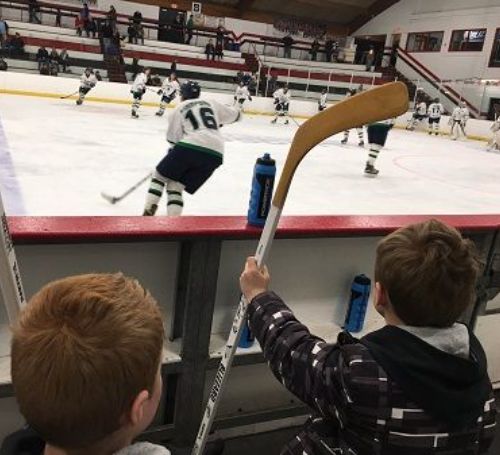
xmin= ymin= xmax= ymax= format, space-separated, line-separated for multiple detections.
xmin=348 ymin=0 xmax=400 ymax=33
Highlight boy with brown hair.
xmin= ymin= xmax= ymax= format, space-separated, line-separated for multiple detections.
xmin=240 ymin=219 xmax=497 ymax=454
xmin=9 ymin=273 xmax=169 ymax=455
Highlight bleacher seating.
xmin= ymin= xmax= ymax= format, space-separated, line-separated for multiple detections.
xmin=0 ymin=1 xmax=390 ymax=102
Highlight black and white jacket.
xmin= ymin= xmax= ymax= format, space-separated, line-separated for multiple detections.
xmin=248 ymin=292 xmax=497 ymax=455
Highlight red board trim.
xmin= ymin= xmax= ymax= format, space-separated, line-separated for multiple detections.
xmin=8 ymin=215 xmax=500 ymax=244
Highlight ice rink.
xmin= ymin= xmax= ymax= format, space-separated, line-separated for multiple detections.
xmin=1 ymin=93 xmax=499 ymax=217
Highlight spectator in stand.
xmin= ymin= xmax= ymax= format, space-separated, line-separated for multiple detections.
xmin=205 ymin=39 xmax=215 ymax=61
xmin=170 ymin=59 xmax=177 ymax=74
xmin=132 ymin=10 xmax=143 ymax=26
xmin=39 ymin=61 xmax=49 ymax=75
xmin=136 ymin=23 xmax=144 ymax=45
xmin=95 ymin=69 xmax=102 ymax=81
xmin=282 ymin=33 xmax=294 ymax=59
xmin=267 ymin=74 xmax=277 ymax=97
xmin=128 ymin=19 xmax=137 ymax=44
xmin=87 ymin=16 xmax=97 ymax=38
xmin=310 ymin=38 xmax=320 ymax=61
xmin=324 ymin=37 xmax=333 ymax=62
xmin=185 ymin=14 xmax=194 ymax=45
xmin=28 ymin=0 xmax=41 ymax=24
xmin=75 ymin=15 xmax=83 ymax=37
xmin=215 ymin=41 xmax=224 ymax=60
xmin=49 ymin=60 xmax=58 ymax=76
xmin=366 ymin=45 xmax=375 ymax=71
xmin=249 ymin=72 xmax=257 ymax=95
xmin=55 ymin=8 xmax=61 ymax=27
xmin=49 ymin=47 xmax=59 ymax=72
xmin=173 ymin=13 xmax=184 ymax=44
xmin=59 ymin=48 xmax=69 ymax=72
xmin=36 ymin=46 xmax=49 ymax=70
xmin=0 ymin=57 xmax=7 ymax=71
xmin=81 ymin=3 xmax=90 ymax=22
xmin=5 ymin=32 xmax=24 ymax=58
xmin=216 ymin=25 xmax=225 ymax=48
xmin=0 ymin=15 xmax=8 ymax=47
xmin=150 ymin=73 xmax=161 ymax=86
xmin=107 ymin=5 xmax=117 ymax=33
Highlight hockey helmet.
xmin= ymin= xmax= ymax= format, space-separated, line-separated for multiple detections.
xmin=85 ymin=67 xmax=93 ymax=74
xmin=180 ymin=81 xmax=201 ymax=100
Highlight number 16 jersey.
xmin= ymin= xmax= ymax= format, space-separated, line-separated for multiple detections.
xmin=166 ymin=98 xmax=241 ymax=161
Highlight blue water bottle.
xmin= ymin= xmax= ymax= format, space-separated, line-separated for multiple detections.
xmin=247 ymin=153 xmax=276 ymax=227
xmin=344 ymin=274 xmax=371 ymax=333
xmin=238 ymin=315 xmax=255 ymax=349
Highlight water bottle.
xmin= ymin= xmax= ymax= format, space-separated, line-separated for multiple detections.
xmin=238 ymin=315 xmax=255 ymax=349
xmin=247 ymin=153 xmax=276 ymax=227
xmin=344 ymin=274 xmax=371 ymax=333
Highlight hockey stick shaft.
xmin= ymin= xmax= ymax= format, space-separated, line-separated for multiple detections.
xmin=102 ymin=173 xmax=151 ymax=204
xmin=60 ymin=90 xmax=79 ymax=99
xmin=0 ymin=190 xmax=26 ymax=324
xmin=192 ymin=82 xmax=409 ymax=455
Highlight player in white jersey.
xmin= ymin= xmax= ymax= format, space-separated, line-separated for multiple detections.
xmin=341 ymin=89 xmax=364 ymax=146
xmin=318 ymin=89 xmax=328 ymax=112
xmin=143 ymin=81 xmax=241 ymax=216
xmin=76 ymin=68 xmax=97 ymax=105
xmin=271 ymin=86 xmax=291 ymax=125
xmin=487 ymin=117 xmax=500 ymax=152
xmin=427 ymin=98 xmax=444 ymax=135
xmin=131 ymin=67 xmax=151 ymax=119
xmin=156 ymin=73 xmax=180 ymax=117
xmin=234 ymin=82 xmax=252 ymax=110
xmin=406 ymin=100 xmax=427 ymax=130
xmin=450 ymin=101 xmax=469 ymax=140
xmin=365 ymin=119 xmax=394 ymax=177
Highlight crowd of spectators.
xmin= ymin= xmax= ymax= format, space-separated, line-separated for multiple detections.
xmin=281 ymin=33 xmax=341 ymax=63
xmin=35 ymin=45 xmax=70 ymax=76
xmin=274 ymin=16 xmax=327 ymax=39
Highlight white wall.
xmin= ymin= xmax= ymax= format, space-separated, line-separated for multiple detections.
xmin=355 ymin=0 xmax=500 ymax=112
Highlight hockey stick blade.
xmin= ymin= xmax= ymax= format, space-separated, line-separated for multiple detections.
xmin=192 ymin=82 xmax=409 ymax=455
xmin=100 ymin=192 xmax=119 ymax=205
xmin=60 ymin=91 xmax=79 ymax=99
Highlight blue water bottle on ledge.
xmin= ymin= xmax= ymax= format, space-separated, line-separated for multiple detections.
xmin=247 ymin=153 xmax=276 ymax=227
xmin=238 ymin=315 xmax=255 ymax=349
xmin=344 ymin=274 xmax=371 ymax=333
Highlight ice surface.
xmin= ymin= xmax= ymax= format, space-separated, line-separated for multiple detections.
xmin=1 ymin=93 xmax=499 ymax=216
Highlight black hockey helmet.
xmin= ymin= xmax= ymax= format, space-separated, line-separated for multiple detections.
xmin=85 ymin=67 xmax=93 ymax=74
xmin=180 ymin=81 xmax=201 ymax=100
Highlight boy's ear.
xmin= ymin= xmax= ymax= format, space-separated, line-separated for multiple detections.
xmin=374 ymin=282 xmax=389 ymax=315
xmin=129 ymin=390 xmax=150 ymax=426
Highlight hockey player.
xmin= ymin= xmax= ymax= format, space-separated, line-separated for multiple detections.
xmin=427 ymin=98 xmax=444 ymax=135
xmin=406 ymin=100 xmax=427 ymax=130
xmin=76 ymin=68 xmax=97 ymax=106
xmin=155 ymin=73 xmax=180 ymax=117
xmin=271 ymin=85 xmax=291 ymax=125
xmin=131 ymin=67 xmax=151 ymax=119
xmin=318 ymin=88 xmax=327 ymax=112
xmin=487 ymin=117 xmax=500 ymax=152
xmin=364 ymin=119 xmax=394 ymax=177
xmin=143 ymin=81 xmax=241 ymax=216
xmin=341 ymin=88 xmax=364 ymax=146
xmin=450 ymin=101 xmax=469 ymax=140
xmin=234 ymin=81 xmax=252 ymax=111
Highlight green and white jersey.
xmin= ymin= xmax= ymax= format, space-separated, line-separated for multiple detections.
xmin=166 ymin=98 xmax=240 ymax=159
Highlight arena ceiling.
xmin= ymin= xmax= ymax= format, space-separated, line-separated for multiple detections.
xmin=205 ymin=0 xmax=400 ymax=28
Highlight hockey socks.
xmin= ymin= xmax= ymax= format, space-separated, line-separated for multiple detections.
xmin=342 ymin=128 xmax=364 ymax=145
xmin=166 ymin=180 xmax=184 ymax=216
xmin=143 ymin=175 xmax=165 ymax=216
xmin=365 ymin=144 xmax=381 ymax=177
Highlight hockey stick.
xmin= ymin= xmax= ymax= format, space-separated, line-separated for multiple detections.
xmin=289 ymin=115 xmax=301 ymax=127
xmin=192 ymin=81 xmax=409 ymax=455
xmin=0 ymin=189 xmax=26 ymax=324
xmin=101 ymin=173 xmax=152 ymax=205
xmin=60 ymin=90 xmax=79 ymax=99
